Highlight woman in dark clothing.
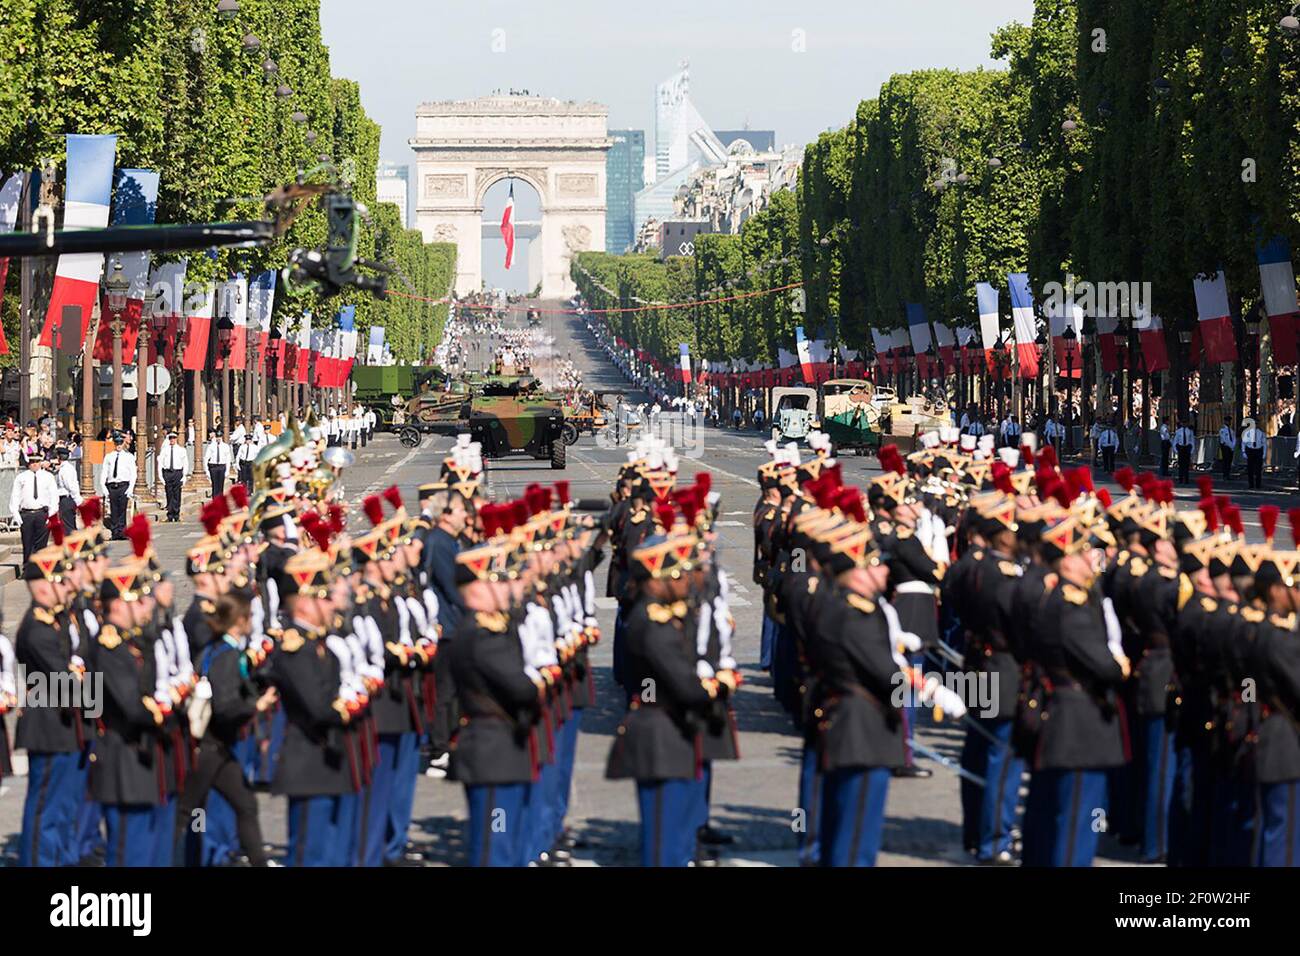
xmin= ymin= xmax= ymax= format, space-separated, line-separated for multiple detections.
xmin=174 ymin=594 xmax=278 ymax=866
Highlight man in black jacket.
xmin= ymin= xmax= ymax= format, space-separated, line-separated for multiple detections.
xmin=15 ymin=547 xmax=86 ymax=867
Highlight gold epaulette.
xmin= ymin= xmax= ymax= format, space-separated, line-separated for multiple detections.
xmin=1061 ymin=583 xmax=1089 ymax=606
xmin=475 ymin=611 xmax=508 ymax=633
xmin=1200 ymin=597 xmax=1218 ymax=613
xmin=1177 ymin=574 xmax=1194 ymax=611
xmin=1130 ymin=557 xmax=1149 ymax=577
xmin=1158 ymin=566 xmax=1177 ymax=579
xmin=33 ymin=607 xmax=56 ymax=626
xmin=763 ymin=509 xmax=776 ymax=521
xmin=1118 ymin=551 xmax=1130 ymax=566
xmin=280 ymin=629 xmax=305 ymax=653
xmin=647 ymin=600 xmax=688 ymax=623
xmin=1271 ymin=612 xmax=1298 ymax=630
xmin=98 ymin=625 xmax=122 ymax=650
xmin=846 ymin=593 xmax=876 ymax=615
xmin=896 ymin=526 xmax=913 ymax=539
xmin=200 ymin=599 xmax=216 ymax=614
xmin=1240 ymin=607 xmax=1266 ymax=624
xmin=998 ymin=560 xmax=1023 ymax=578
xmin=630 ymin=510 xmax=646 ymax=525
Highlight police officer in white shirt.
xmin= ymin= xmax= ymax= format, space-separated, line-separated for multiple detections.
xmin=229 ymin=420 xmax=246 ymax=460
xmin=236 ymin=429 xmax=259 ymax=489
xmin=158 ymin=429 xmax=187 ymax=521
xmin=1218 ymin=419 xmax=1237 ymax=482
xmin=52 ymin=445 xmax=82 ymax=534
xmin=1241 ymin=417 xmax=1267 ymax=489
xmin=252 ymin=418 xmax=266 ymax=448
xmin=1043 ymin=414 xmax=1063 ymax=451
xmin=963 ymin=415 xmax=986 ymax=438
xmin=1000 ymin=415 xmax=1021 ymax=449
xmin=205 ymin=431 xmax=233 ymax=498
xmin=1158 ymin=421 xmax=1172 ymax=477
xmin=1174 ymin=419 xmax=1196 ymax=483
xmin=326 ymin=408 xmax=341 ymax=447
xmin=96 ymin=432 xmax=136 ymax=539
xmin=1098 ymin=420 xmax=1120 ymax=472
xmin=10 ymin=450 xmax=59 ymax=560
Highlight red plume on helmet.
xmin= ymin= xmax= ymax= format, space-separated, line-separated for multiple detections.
xmin=1224 ymin=505 xmax=1245 ymax=537
xmin=47 ymin=514 xmax=65 ymax=546
xmin=126 ymin=514 xmax=151 ymax=558
xmin=1134 ymin=471 xmax=1157 ymax=497
xmin=1096 ymin=488 xmax=1113 ymax=509
xmin=836 ymin=487 xmax=866 ymax=524
xmin=654 ymin=503 xmax=676 ymax=531
xmin=362 ymin=495 xmax=385 ymax=527
xmin=878 ymin=444 xmax=905 ymax=476
xmin=479 ymin=504 xmax=502 ymax=538
xmin=695 ymin=471 xmax=712 ymax=496
xmin=1113 ymin=466 xmax=1135 ymax=492
xmin=1198 ymin=499 xmax=1219 ymax=533
xmin=1196 ymin=475 xmax=1214 ymax=500
xmin=1073 ymin=467 xmax=1094 ymax=495
xmin=822 ymin=463 xmax=842 ymax=491
xmin=328 ymin=503 xmax=345 ymax=535
xmin=305 ymin=515 xmax=332 ymax=552
xmin=1289 ymin=508 xmax=1300 ymax=549
xmin=1260 ymin=505 xmax=1280 ymax=544
xmin=77 ymin=497 xmax=103 ymax=527
xmin=210 ymin=494 xmax=230 ymax=521
xmin=229 ymin=484 xmax=249 ymax=510
xmin=674 ymin=488 xmax=701 ymax=527
xmin=1034 ymin=468 xmax=1056 ymax=494
xmin=1155 ymin=480 xmax=1174 ymax=505
xmin=1050 ymin=481 xmax=1072 ymax=510
xmin=1062 ymin=469 xmax=1084 ymax=502
xmin=1037 ymin=444 xmax=1058 ymax=471
xmin=382 ymin=485 xmax=404 ymax=513
xmin=510 ymin=499 xmax=530 ymax=529
xmin=554 ymin=481 xmax=571 ymax=506
xmin=200 ymin=501 xmax=223 ymax=536
xmin=992 ymin=462 xmax=1015 ymax=496
xmin=1019 ymin=445 xmax=1035 ymax=470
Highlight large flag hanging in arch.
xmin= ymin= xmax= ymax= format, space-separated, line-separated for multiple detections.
xmin=1007 ymin=273 xmax=1040 ymax=379
xmin=1258 ymin=237 xmax=1300 ymax=366
xmin=500 ymin=182 xmax=516 ymax=269
xmin=41 ymin=134 xmax=118 ymax=346
xmin=1194 ymin=271 xmax=1236 ymax=364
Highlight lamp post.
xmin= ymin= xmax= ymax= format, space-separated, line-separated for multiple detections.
xmin=135 ymin=286 xmax=158 ymax=503
xmin=1062 ymin=325 xmax=1078 ymax=451
xmin=216 ymin=315 xmax=235 ymax=440
xmin=104 ymin=259 xmax=130 ymax=430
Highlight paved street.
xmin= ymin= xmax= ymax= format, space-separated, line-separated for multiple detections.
xmin=0 ymin=302 xmax=1293 ymax=867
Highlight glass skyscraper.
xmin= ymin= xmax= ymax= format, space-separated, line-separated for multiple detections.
xmin=606 ymin=129 xmax=645 ymax=254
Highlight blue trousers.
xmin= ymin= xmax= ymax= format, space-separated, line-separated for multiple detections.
xmin=151 ymin=795 xmax=176 ymax=867
xmin=636 ymin=778 xmax=702 ymax=867
xmin=760 ymin=613 xmax=777 ymax=671
xmin=255 ymin=707 xmax=287 ymax=786
xmin=364 ymin=732 xmax=419 ymax=866
xmin=1022 ymin=768 xmax=1107 ymax=867
xmin=820 ymin=766 xmax=890 ymax=867
xmin=525 ymin=759 xmax=559 ymax=862
xmin=976 ymin=720 xmax=1022 ymax=861
xmin=104 ymin=804 xmax=161 ymax=867
xmin=286 ymin=794 xmax=351 ymax=867
xmin=465 ymin=782 xmax=529 ymax=867
xmin=959 ymin=726 xmax=982 ymax=852
xmin=1136 ymin=716 xmax=1176 ymax=863
xmin=613 ymin=609 xmax=627 ymax=691
xmin=797 ymin=742 xmax=823 ymax=865
xmin=555 ymin=707 xmax=582 ymax=825
xmin=1166 ymin=745 xmax=1197 ymax=866
xmin=1257 ymin=781 xmax=1300 ymax=867
xmin=1210 ymin=768 xmax=1256 ymax=866
xmin=20 ymin=750 xmax=84 ymax=867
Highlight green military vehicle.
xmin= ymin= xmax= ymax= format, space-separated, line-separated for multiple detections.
xmin=465 ymin=376 xmax=567 ymax=468
xmin=352 ymin=364 xmax=445 ymax=428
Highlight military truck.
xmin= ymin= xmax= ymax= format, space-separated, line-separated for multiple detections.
xmin=351 ymin=364 xmax=444 ymax=427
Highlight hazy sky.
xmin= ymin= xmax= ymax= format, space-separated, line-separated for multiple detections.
xmin=319 ymin=0 xmax=1035 ymax=289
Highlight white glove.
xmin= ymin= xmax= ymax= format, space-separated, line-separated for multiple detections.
xmin=1101 ymin=596 xmax=1125 ymax=663
xmin=925 ymin=679 xmax=968 ymax=720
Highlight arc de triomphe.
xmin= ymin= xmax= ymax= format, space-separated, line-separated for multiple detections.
xmin=410 ymin=95 xmax=610 ymax=299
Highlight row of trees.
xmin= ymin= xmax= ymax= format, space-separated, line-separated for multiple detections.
xmin=0 ymin=0 xmax=452 ymax=364
xmin=573 ymin=0 xmax=1300 ymax=410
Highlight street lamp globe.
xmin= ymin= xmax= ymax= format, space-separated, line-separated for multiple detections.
xmin=987 ymin=156 xmax=1003 ymax=169
xmin=291 ymin=110 xmax=309 ymax=125
xmin=262 ymin=58 xmax=279 ymax=75
xmin=217 ymin=0 xmax=241 ymax=18
xmin=105 ymin=259 xmax=130 ymax=315
xmin=241 ymin=33 xmax=261 ymax=52
xmin=1283 ymin=10 xmax=1300 ymax=35
xmin=275 ymin=84 xmax=293 ymax=98
xmin=819 ymin=235 xmax=831 ymax=247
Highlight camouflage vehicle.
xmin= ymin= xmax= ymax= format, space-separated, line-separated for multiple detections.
xmin=466 ymin=376 xmax=567 ymax=468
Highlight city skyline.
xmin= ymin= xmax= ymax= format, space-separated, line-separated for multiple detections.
xmin=321 ymin=0 xmax=1035 ymax=172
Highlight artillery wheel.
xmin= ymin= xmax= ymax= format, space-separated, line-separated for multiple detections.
xmin=551 ymin=440 xmax=566 ymax=470
xmin=399 ymin=426 xmax=422 ymax=449
xmin=561 ymin=421 xmax=580 ymax=446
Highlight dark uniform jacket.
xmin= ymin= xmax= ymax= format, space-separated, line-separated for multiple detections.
xmin=367 ymin=588 xmax=423 ymax=736
xmin=967 ymin=552 xmax=1024 ymax=722
xmin=89 ymin=626 xmax=167 ymax=805
xmin=183 ymin=594 xmax=218 ymax=662
xmin=815 ymin=589 xmax=906 ymax=772
xmin=1250 ymin=612 xmax=1300 ymax=784
xmin=448 ymin=609 xmax=540 ymax=785
xmin=269 ymin=625 xmax=355 ymax=797
xmin=14 ymin=606 xmax=83 ymax=753
xmin=607 ymin=597 xmax=713 ymax=781
xmin=1028 ymin=582 xmax=1128 ymax=770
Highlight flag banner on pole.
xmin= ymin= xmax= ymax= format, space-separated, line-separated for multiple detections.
xmin=501 ymin=183 xmax=516 ymax=269
xmin=0 ymin=172 xmax=26 ymax=355
xmin=1094 ymin=310 xmax=1126 ymax=373
xmin=976 ymin=282 xmax=1001 ymax=354
xmin=906 ymin=303 xmax=933 ymax=378
xmin=91 ymin=168 xmax=159 ymax=362
xmin=274 ymin=319 xmax=291 ymax=378
xmin=1008 ymin=273 xmax=1040 ymax=379
xmin=296 ymin=313 xmax=312 ymax=384
xmin=794 ymin=326 xmax=815 ymax=383
xmin=1047 ymin=300 xmax=1083 ymax=377
xmin=1258 ymin=237 xmax=1300 ymax=366
xmin=891 ymin=328 xmax=911 ymax=373
xmin=249 ymin=270 xmax=277 ymax=372
xmin=1194 ymin=271 xmax=1237 ymax=364
xmin=367 ymin=326 xmax=385 ymax=365
xmin=1135 ymin=308 xmax=1170 ymax=373
xmin=954 ymin=325 xmax=977 ymax=372
xmin=215 ymin=275 xmax=249 ymax=370
xmin=337 ymin=304 xmax=357 ymax=386
xmin=679 ymin=342 xmax=692 ymax=385
xmin=180 ymin=282 xmax=214 ymax=371
xmin=146 ymin=261 xmax=185 ymax=366
xmin=310 ymin=328 xmax=327 ymax=387
xmin=41 ymin=135 xmax=118 ymax=346
xmin=871 ymin=328 xmax=890 ymax=375
xmin=933 ymin=320 xmax=956 ymax=373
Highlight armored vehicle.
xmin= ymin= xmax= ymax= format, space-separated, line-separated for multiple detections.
xmin=466 ymin=376 xmax=567 ymax=468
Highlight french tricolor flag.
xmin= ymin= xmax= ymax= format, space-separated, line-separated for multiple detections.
xmin=1258 ymin=237 xmax=1299 ymax=366
xmin=92 ymin=169 xmax=159 ymax=363
xmin=249 ymin=271 xmax=277 ymax=373
xmin=40 ymin=134 xmax=117 ymax=347
xmin=1135 ymin=307 xmax=1170 ymax=373
xmin=932 ymin=320 xmax=956 ymax=373
xmin=181 ymin=282 xmax=214 ymax=371
xmin=1047 ymin=300 xmax=1083 ymax=377
xmin=146 ymin=261 xmax=186 ymax=367
xmin=976 ymin=282 xmax=1001 ymax=372
xmin=1194 ymin=271 xmax=1237 ymax=364
xmin=795 ymin=326 xmax=815 ymax=383
xmin=337 ymin=305 xmax=357 ymax=387
xmin=501 ymin=183 xmax=516 ymax=270
xmin=1094 ymin=310 xmax=1125 ymax=373
xmin=215 ymin=276 xmax=249 ymax=370
xmin=1008 ymin=273 xmax=1040 ymax=379
xmin=678 ymin=342 xmax=692 ymax=385
xmin=296 ymin=313 xmax=312 ymax=384
xmin=0 ymin=173 xmax=26 ymax=355
xmin=905 ymin=303 xmax=932 ymax=378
